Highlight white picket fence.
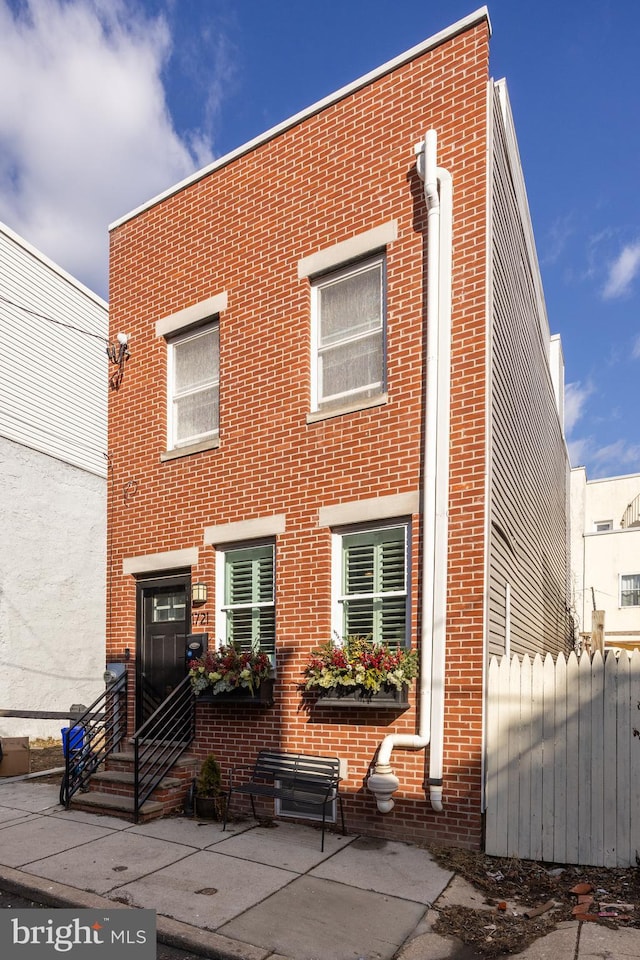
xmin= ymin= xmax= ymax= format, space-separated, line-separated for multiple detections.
xmin=485 ymin=651 xmax=640 ymax=867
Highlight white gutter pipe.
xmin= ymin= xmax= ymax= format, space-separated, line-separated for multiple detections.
xmin=367 ymin=130 xmax=452 ymax=814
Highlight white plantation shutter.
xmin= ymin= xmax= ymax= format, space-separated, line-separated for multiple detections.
xmin=316 ymin=256 xmax=384 ymax=409
xmin=341 ymin=526 xmax=407 ymax=644
xmin=224 ymin=545 xmax=275 ymax=654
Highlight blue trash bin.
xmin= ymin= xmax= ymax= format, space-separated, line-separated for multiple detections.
xmin=61 ymin=726 xmax=84 ymax=758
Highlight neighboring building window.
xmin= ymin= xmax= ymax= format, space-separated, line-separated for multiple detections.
xmin=217 ymin=544 xmax=275 ymax=656
xmin=167 ymin=322 xmax=219 ymax=449
xmin=594 ymin=520 xmax=613 ymax=532
xmin=312 ymin=255 xmax=385 ymax=411
xmin=620 ymin=574 xmax=640 ymax=607
xmin=334 ymin=524 xmax=408 ymax=644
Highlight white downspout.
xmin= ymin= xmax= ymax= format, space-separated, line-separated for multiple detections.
xmin=428 ymin=162 xmax=452 ymax=812
xmin=366 ymin=130 xmax=452 ymax=814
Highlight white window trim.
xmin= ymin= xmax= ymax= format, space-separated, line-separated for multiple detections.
xmin=319 ymin=492 xmax=419 ymax=528
xmin=310 ymin=253 xmax=386 ymax=413
xmin=204 ymin=515 xmax=286 ymax=546
xmin=167 ymin=321 xmax=219 ymax=451
xmin=155 ymin=292 xmax=228 ymax=339
xmin=122 ymin=547 xmax=198 ymax=576
xmin=330 ymin=520 xmax=411 ymax=645
xmin=297 ymin=221 xmax=397 ymax=279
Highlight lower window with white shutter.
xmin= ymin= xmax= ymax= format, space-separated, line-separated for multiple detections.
xmin=216 ymin=543 xmax=276 ymax=658
xmin=333 ymin=523 xmax=409 ymax=646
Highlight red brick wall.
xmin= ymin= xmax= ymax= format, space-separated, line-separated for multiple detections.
xmin=107 ymin=20 xmax=489 ymax=849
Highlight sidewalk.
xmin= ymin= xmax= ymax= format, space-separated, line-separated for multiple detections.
xmin=0 ymin=775 xmax=638 ymax=959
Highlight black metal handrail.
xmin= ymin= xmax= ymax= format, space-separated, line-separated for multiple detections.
xmin=132 ymin=674 xmax=195 ymax=822
xmin=60 ymin=672 xmax=127 ymax=807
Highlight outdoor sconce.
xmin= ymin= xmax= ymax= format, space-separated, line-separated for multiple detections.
xmin=192 ymin=582 xmax=208 ymax=606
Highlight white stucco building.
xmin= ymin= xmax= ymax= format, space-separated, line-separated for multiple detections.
xmin=0 ymin=221 xmax=108 ymax=739
xmin=570 ymin=466 xmax=640 ymax=651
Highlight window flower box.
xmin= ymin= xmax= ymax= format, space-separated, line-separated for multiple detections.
xmin=313 ymin=683 xmax=409 ymax=708
xmin=196 ymin=678 xmax=274 ymax=706
xmin=302 ymin=636 xmax=417 ymax=709
xmin=189 ymin=643 xmax=273 ymax=706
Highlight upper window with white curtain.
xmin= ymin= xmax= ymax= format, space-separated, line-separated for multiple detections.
xmin=311 ymin=255 xmax=385 ymax=412
xmin=620 ymin=573 xmax=640 ymax=607
xmin=167 ymin=322 xmax=219 ymax=449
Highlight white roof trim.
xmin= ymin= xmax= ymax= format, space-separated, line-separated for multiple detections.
xmin=0 ymin=219 xmax=108 ymax=309
xmin=109 ymin=8 xmax=490 ymax=231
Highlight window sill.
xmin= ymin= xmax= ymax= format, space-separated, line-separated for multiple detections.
xmin=161 ymin=437 xmax=220 ymax=462
xmin=306 ymin=393 xmax=388 ymax=424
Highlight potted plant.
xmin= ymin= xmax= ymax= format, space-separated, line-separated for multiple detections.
xmin=302 ymin=635 xmax=418 ymax=707
xmin=194 ymin=754 xmax=225 ymax=820
xmin=189 ymin=642 xmax=273 ymax=703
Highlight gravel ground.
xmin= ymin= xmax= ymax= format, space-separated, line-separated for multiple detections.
xmin=428 ymin=845 xmax=640 ymax=956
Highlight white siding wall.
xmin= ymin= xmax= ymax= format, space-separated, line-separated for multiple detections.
xmin=0 ymin=221 xmax=108 ymax=478
xmin=0 ymin=436 xmax=105 ymax=739
xmin=488 ymin=81 xmax=572 ymax=659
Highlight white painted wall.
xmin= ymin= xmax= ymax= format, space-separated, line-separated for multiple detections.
xmin=570 ymin=467 xmax=640 ymax=647
xmin=0 ymin=437 xmax=106 ymax=738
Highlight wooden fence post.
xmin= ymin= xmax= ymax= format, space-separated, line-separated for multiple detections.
xmin=591 ymin=610 xmax=605 ymax=654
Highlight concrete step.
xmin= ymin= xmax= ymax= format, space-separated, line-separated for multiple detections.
xmin=91 ymin=770 xmax=183 ymax=789
xmin=107 ymin=750 xmax=196 ymax=773
xmin=67 ymin=791 xmax=164 ymax=822
xmin=67 ymin=747 xmax=196 ymax=821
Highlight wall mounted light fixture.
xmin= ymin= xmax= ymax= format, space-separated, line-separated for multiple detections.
xmin=106 ymin=332 xmax=130 ymax=391
xmin=192 ymin=583 xmax=208 ymax=605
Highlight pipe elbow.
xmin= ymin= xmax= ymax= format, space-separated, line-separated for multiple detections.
xmin=429 ymin=784 xmax=443 ymax=812
xmin=367 ymin=769 xmax=400 ymax=813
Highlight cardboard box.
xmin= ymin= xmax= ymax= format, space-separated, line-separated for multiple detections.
xmin=0 ymin=737 xmax=30 ymax=777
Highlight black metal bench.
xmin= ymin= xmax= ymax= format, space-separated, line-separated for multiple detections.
xmin=222 ymin=749 xmax=345 ymax=850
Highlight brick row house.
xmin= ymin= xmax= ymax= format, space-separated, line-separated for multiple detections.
xmin=104 ymin=7 xmax=572 ymax=848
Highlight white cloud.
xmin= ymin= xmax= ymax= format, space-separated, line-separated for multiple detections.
xmin=564 ymin=380 xmax=593 ymax=436
xmin=568 ymin=434 xmax=640 ymax=478
xmin=602 ymin=241 xmax=640 ymax=300
xmin=566 ymin=436 xmax=590 ymax=469
xmin=632 ymin=334 xmax=640 ymax=359
xmin=0 ymin=0 xmax=217 ymax=297
xmin=541 ymin=213 xmax=573 ymax=266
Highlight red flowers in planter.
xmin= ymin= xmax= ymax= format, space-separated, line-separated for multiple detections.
xmin=189 ymin=643 xmax=272 ymax=696
xmin=302 ymin=636 xmax=418 ymax=695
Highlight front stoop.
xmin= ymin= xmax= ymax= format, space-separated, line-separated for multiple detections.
xmin=68 ymin=751 xmax=197 ymax=823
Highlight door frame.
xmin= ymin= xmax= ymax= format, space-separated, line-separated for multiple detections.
xmin=135 ymin=570 xmax=191 ymax=730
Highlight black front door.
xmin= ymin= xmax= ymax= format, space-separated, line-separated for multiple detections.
xmin=137 ymin=574 xmax=190 ymax=729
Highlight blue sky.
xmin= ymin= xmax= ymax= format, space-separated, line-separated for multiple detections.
xmin=0 ymin=0 xmax=639 ymax=480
